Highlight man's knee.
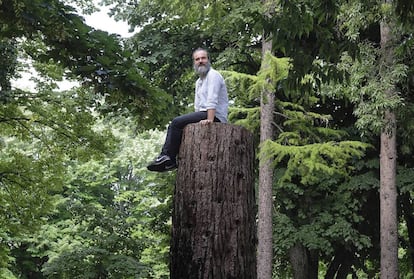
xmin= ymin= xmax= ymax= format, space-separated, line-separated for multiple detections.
xmin=171 ymin=115 xmax=189 ymax=130
xmin=171 ymin=116 xmax=182 ymax=127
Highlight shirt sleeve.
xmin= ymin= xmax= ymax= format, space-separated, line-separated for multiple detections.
xmin=205 ymin=71 xmax=223 ymax=109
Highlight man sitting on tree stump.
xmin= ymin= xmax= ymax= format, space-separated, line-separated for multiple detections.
xmin=147 ymin=48 xmax=229 ymax=172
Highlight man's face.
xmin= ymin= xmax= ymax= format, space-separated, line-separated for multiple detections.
xmin=193 ymin=50 xmax=210 ymax=76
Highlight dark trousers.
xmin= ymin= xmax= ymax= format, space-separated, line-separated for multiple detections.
xmin=161 ymin=111 xmax=220 ymax=161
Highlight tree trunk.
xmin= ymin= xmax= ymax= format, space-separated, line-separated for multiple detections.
xmin=170 ymin=123 xmax=256 ymax=279
xmin=379 ymin=4 xmax=399 ymax=278
xmin=288 ymin=243 xmax=319 ymax=279
xmin=379 ymin=111 xmax=398 ymax=279
xmin=257 ymin=36 xmax=275 ymax=279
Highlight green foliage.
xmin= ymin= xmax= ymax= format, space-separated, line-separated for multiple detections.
xmin=276 ymin=101 xmax=345 ymax=145
xmin=0 ymin=88 xmax=110 ymax=231
xmin=222 ymin=70 xmax=260 ymax=132
xmin=0 ymin=39 xmax=18 ymax=95
xmin=222 ymin=39 xmax=378 ymax=277
xmin=102 ymin=0 xmax=265 ymax=121
xmin=0 ymin=84 xmax=118 ymax=274
xmin=1 ymin=0 xmax=171 ymax=129
xmin=223 ymin=54 xmax=290 ymax=135
xmin=228 ymin=107 xmax=260 ymax=134
xmin=261 ymin=140 xmax=369 ymax=185
xmin=399 ymin=219 xmax=414 ymax=279
xmin=221 ymin=70 xmax=258 ymax=101
xmin=252 ymin=53 xmax=291 ymax=99
xmin=337 ymin=1 xmax=381 ymax=42
xmin=0 ymin=0 xmax=178 ymax=269
xmin=40 ymin=231 xmax=148 ymax=278
xmin=10 ymin=118 xmax=174 ymax=278
xmin=395 ymin=0 xmax=414 ymax=24
xmin=0 ymin=0 xmax=413 ymax=277
xmin=268 ymin=0 xmax=360 ymax=93
xmin=273 ymin=158 xmax=381 ymax=277
xmin=397 ymin=166 xmax=414 ymax=194
xmin=0 ymin=268 xmax=17 ymax=279
xmin=323 ymin=43 xmax=406 ymax=135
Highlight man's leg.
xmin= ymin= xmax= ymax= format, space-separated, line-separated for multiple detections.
xmin=162 ymin=111 xmax=209 ymax=160
xmin=148 ymin=111 xmax=215 ymax=172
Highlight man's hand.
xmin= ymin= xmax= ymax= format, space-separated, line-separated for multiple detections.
xmin=200 ymin=119 xmax=213 ymax=125
xmin=200 ymin=109 xmax=216 ymax=125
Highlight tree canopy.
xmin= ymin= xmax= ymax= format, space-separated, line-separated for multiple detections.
xmin=0 ymin=0 xmax=414 ymax=278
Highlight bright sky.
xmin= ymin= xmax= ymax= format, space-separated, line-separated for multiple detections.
xmin=84 ymin=3 xmax=133 ymax=38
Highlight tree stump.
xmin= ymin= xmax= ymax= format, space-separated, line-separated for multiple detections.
xmin=170 ymin=123 xmax=256 ymax=279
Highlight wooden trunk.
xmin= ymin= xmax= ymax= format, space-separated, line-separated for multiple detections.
xmin=170 ymin=123 xmax=256 ymax=279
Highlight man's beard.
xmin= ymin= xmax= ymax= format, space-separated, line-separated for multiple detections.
xmin=194 ymin=62 xmax=211 ymax=76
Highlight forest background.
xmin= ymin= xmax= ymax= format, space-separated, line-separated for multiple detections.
xmin=0 ymin=0 xmax=413 ymax=278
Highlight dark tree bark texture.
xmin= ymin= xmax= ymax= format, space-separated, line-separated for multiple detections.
xmin=170 ymin=123 xmax=256 ymax=279
xmin=289 ymin=243 xmax=319 ymax=279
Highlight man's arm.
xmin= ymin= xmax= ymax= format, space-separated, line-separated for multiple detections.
xmin=207 ymin=108 xmax=216 ymax=121
xmin=200 ymin=108 xmax=216 ymax=124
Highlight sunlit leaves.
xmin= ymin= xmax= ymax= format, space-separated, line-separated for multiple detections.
xmin=261 ymin=140 xmax=369 ymax=185
xmin=31 ymin=117 xmax=174 ymax=278
xmin=0 ymin=84 xmax=118 ymax=274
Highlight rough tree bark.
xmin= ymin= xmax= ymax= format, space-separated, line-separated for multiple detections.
xmin=379 ymin=2 xmax=399 ymax=278
xmin=288 ymin=243 xmax=318 ymax=279
xmin=170 ymin=123 xmax=256 ymax=279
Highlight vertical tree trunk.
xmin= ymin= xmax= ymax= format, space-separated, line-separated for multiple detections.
xmin=379 ymin=3 xmax=399 ymax=278
xmin=170 ymin=123 xmax=256 ymax=279
xmin=257 ymin=36 xmax=275 ymax=279
xmin=288 ymin=243 xmax=319 ymax=279
xmin=380 ymin=111 xmax=398 ymax=279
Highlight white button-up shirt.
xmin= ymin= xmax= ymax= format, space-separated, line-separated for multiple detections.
xmin=194 ymin=68 xmax=228 ymax=123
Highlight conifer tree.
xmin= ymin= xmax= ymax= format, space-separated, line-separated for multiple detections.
xmin=225 ymin=52 xmax=370 ymax=278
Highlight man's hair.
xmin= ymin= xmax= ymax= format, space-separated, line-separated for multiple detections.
xmin=192 ymin=47 xmax=209 ymax=59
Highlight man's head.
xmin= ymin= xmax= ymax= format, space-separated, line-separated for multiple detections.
xmin=193 ymin=48 xmax=211 ymax=77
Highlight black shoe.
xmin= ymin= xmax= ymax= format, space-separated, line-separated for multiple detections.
xmin=147 ymin=154 xmax=172 ymax=172
xmin=164 ymin=160 xmax=178 ymax=171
